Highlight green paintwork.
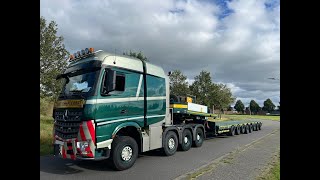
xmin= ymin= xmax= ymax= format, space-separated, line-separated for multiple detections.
xmin=112 ymin=122 xmax=141 ymax=135
xmin=93 ymin=67 xmax=166 ymax=144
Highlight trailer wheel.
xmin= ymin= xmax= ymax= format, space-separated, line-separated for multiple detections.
xmin=111 ymin=136 xmax=138 ymax=171
xmin=253 ymin=123 xmax=258 ymax=131
xmin=235 ymin=125 xmax=241 ymax=135
xmin=244 ymin=124 xmax=250 ymax=134
xmin=240 ymin=125 xmax=246 ymax=134
xmin=193 ymin=128 xmax=204 ymax=147
xmin=249 ymin=124 xmax=253 ymax=133
xmin=163 ymin=131 xmax=178 ymax=156
xmin=228 ymin=126 xmax=235 ymax=136
xmin=180 ymin=129 xmax=192 ymax=151
xmin=258 ymin=122 xmax=262 ymax=130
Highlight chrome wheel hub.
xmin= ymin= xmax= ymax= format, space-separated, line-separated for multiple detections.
xmin=168 ymin=138 xmax=175 ymax=149
xmin=197 ymin=134 xmax=201 ymax=141
xmin=184 ymin=136 xmax=188 ymax=144
xmin=121 ymin=146 xmax=133 ymax=161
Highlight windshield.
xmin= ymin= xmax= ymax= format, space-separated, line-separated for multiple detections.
xmin=59 ymin=68 xmax=100 ymax=98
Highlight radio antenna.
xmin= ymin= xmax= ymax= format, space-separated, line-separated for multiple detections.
xmin=113 ymin=48 xmax=117 ymax=64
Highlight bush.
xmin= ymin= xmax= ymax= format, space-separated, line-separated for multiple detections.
xmin=40 ymin=97 xmax=54 ymax=116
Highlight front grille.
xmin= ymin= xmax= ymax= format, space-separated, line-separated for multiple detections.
xmin=54 ymin=109 xmax=83 ymax=139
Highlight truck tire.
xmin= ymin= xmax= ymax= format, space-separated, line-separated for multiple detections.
xmin=235 ymin=125 xmax=241 ymax=135
xmin=193 ymin=128 xmax=204 ymax=147
xmin=111 ymin=136 xmax=138 ymax=171
xmin=240 ymin=125 xmax=246 ymax=134
xmin=228 ymin=126 xmax=235 ymax=136
xmin=180 ymin=129 xmax=192 ymax=151
xmin=244 ymin=124 xmax=250 ymax=134
xmin=249 ymin=124 xmax=253 ymax=133
xmin=163 ymin=131 xmax=178 ymax=156
xmin=253 ymin=123 xmax=258 ymax=131
xmin=258 ymin=122 xmax=262 ymax=130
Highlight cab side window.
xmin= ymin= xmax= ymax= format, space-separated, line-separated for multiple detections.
xmin=115 ymin=74 xmax=125 ymax=91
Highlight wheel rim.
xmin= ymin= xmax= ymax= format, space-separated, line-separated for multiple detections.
xmin=168 ymin=138 xmax=175 ymax=149
xmin=197 ymin=134 xmax=201 ymax=141
xmin=121 ymin=146 xmax=133 ymax=161
xmin=184 ymin=136 xmax=189 ymax=144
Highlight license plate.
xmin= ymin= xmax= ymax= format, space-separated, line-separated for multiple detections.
xmin=55 ymin=140 xmax=64 ymax=145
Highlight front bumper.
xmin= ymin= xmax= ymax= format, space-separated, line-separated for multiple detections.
xmin=53 ymin=138 xmax=110 ymax=160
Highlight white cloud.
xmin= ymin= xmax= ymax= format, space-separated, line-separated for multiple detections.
xmin=41 ymin=0 xmax=280 ymax=106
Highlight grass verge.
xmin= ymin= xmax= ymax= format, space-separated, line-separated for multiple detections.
xmin=40 ymin=115 xmax=54 ymax=156
xmin=257 ymin=152 xmax=280 ymax=180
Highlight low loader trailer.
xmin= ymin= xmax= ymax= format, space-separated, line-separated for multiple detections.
xmin=52 ymin=48 xmax=262 ymax=170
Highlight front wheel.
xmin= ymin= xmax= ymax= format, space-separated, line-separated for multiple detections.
xmin=111 ymin=136 xmax=138 ymax=171
xmin=193 ymin=127 xmax=204 ymax=147
xmin=163 ymin=131 xmax=178 ymax=156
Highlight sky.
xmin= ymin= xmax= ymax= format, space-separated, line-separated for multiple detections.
xmin=40 ymin=0 xmax=280 ymax=107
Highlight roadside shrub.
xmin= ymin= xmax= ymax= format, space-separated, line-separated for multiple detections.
xmin=40 ymin=97 xmax=54 ymax=116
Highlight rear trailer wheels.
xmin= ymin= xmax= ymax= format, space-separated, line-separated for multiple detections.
xmin=244 ymin=124 xmax=250 ymax=134
xmin=240 ymin=125 xmax=246 ymax=134
xmin=193 ymin=127 xmax=204 ymax=147
xmin=163 ymin=131 xmax=178 ymax=156
xmin=258 ymin=122 xmax=262 ymax=130
xmin=180 ymin=129 xmax=192 ymax=151
xmin=235 ymin=126 xmax=241 ymax=135
xmin=111 ymin=136 xmax=138 ymax=171
xmin=228 ymin=126 xmax=235 ymax=136
xmin=253 ymin=123 xmax=258 ymax=131
xmin=249 ymin=124 xmax=253 ymax=133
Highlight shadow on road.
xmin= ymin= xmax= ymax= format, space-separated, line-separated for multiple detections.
xmin=40 ymin=150 xmax=168 ymax=175
xmin=40 ymin=156 xmax=115 ymax=175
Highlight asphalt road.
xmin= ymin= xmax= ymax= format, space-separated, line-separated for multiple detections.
xmin=40 ymin=119 xmax=280 ymax=180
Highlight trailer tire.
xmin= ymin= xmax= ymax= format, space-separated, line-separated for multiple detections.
xmin=193 ymin=128 xmax=204 ymax=147
xmin=249 ymin=124 xmax=253 ymax=133
xmin=253 ymin=123 xmax=258 ymax=131
xmin=163 ymin=131 xmax=178 ymax=156
xmin=235 ymin=125 xmax=241 ymax=135
xmin=228 ymin=126 xmax=235 ymax=136
xmin=244 ymin=124 xmax=250 ymax=134
xmin=111 ymin=136 xmax=138 ymax=171
xmin=240 ymin=125 xmax=246 ymax=134
xmin=180 ymin=129 xmax=192 ymax=151
xmin=258 ymin=122 xmax=262 ymax=130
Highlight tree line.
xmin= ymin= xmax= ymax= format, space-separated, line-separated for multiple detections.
xmin=233 ymin=99 xmax=279 ymax=114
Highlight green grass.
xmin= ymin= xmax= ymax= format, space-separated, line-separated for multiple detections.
xmin=40 ymin=115 xmax=54 ymax=156
xmin=222 ymin=114 xmax=280 ymax=121
xmin=259 ymin=155 xmax=280 ymax=180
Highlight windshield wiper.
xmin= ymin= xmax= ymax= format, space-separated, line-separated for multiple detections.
xmin=69 ymin=90 xmax=86 ymax=99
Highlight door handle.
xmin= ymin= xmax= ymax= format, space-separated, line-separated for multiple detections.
xmin=120 ymin=109 xmax=127 ymax=114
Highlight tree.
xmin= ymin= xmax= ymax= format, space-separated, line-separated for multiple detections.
xmin=227 ymin=106 xmax=233 ymax=111
xmin=190 ymin=70 xmax=235 ymax=112
xmin=234 ymin=100 xmax=245 ymax=114
xmin=169 ymin=70 xmax=189 ymax=96
xmin=210 ymin=83 xmax=235 ymax=111
xmin=262 ymin=98 xmax=276 ymax=113
xmin=40 ymin=16 xmax=69 ymax=98
xmin=123 ymin=50 xmax=148 ymax=61
xmin=249 ymin=100 xmax=260 ymax=115
xmin=189 ymin=70 xmax=214 ymax=108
